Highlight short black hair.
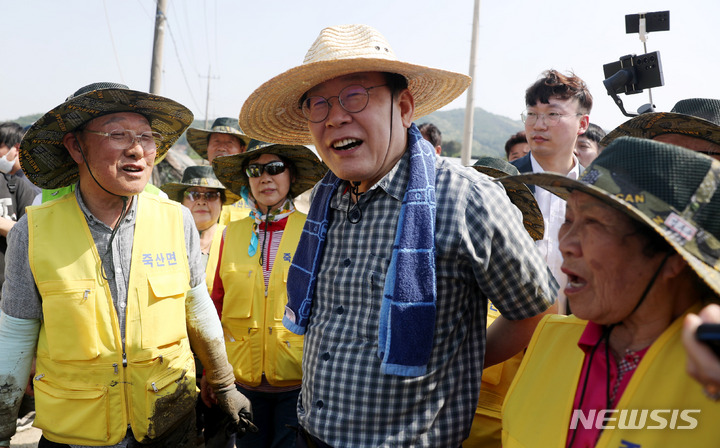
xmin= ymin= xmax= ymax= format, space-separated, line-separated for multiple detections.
xmin=0 ymin=122 xmax=24 ymax=148
xmin=418 ymin=123 xmax=442 ymax=147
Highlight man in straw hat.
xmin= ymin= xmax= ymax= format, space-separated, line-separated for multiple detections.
xmin=239 ymin=24 xmax=557 ymax=446
xmin=0 ymin=82 xmax=255 ymax=447
xmin=186 ymin=117 xmax=253 ymax=225
xmin=601 ymin=98 xmax=720 ymax=159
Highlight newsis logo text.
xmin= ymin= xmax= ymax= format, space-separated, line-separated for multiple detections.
xmin=570 ymin=409 xmax=700 ymax=430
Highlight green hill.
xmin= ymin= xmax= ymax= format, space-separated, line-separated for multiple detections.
xmin=418 ymin=107 xmax=523 ymax=159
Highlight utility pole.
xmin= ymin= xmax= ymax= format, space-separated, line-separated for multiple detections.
xmin=201 ymin=65 xmax=220 ymax=129
xmin=149 ymin=0 xmax=168 ymax=94
xmin=461 ymin=0 xmax=481 ymax=166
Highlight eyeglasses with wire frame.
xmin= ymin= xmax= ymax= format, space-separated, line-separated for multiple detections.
xmin=520 ymin=111 xmax=583 ymax=126
xmin=83 ymin=129 xmax=162 ymax=151
xmin=245 ymin=161 xmax=287 ymax=178
xmin=301 ymin=84 xmax=388 ymax=123
xmin=183 ymin=190 xmax=222 ymax=202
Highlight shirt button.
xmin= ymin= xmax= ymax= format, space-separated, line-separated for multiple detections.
xmin=336 ymin=306 xmax=344 ymax=315
xmin=316 ymin=400 xmax=324 ymax=409
xmin=322 ymin=352 xmax=331 ymax=361
xmin=119 ymin=302 xmax=126 ymax=309
xmin=343 ymin=258 xmax=352 ymax=267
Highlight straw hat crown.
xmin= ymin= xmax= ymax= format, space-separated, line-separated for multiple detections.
xmin=239 ymin=24 xmax=471 ymax=145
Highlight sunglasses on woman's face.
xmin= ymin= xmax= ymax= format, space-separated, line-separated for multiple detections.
xmin=184 ymin=190 xmax=221 ymax=201
xmin=245 ymin=161 xmax=287 ymax=178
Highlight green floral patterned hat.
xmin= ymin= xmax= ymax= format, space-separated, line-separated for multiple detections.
xmin=186 ymin=117 xmax=251 ymax=160
xmin=161 ymin=165 xmax=239 ymax=205
xmin=19 ymin=82 xmax=193 ymax=189
xmin=504 ymin=136 xmax=720 ymax=298
xmin=213 ymin=139 xmax=327 ymax=199
xmin=601 ymin=98 xmax=720 ymax=150
xmin=471 ymin=157 xmax=544 ymax=241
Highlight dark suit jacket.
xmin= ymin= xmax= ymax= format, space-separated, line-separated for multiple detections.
xmin=510 ymin=153 xmax=585 ymax=194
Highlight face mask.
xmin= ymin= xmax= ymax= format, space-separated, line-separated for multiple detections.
xmin=0 ymin=152 xmax=15 ymax=174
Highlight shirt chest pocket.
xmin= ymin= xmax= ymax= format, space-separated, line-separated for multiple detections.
xmin=141 ymin=272 xmax=188 ymax=349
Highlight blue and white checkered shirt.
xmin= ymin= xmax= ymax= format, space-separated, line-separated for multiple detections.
xmin=298 ymin=149 xmax=556 ymax=447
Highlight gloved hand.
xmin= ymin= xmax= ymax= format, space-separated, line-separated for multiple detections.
xmin=214 ymin=384 xmax=258 ymax=436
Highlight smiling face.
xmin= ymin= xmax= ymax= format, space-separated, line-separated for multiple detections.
xmin=558 ymin=190 xmax=669 ymax=324
xmin=305 ymin=71 xmax=414 ymax=192
xmin=68 ymin=112 xmax=156 ymax=197
xmin=182 ymin=186 xmax=223 ymax=231
xmin=247 ymin=153 xmax=292 ymax=213
xmin=207 ymin=133 xmax=246 ymax=162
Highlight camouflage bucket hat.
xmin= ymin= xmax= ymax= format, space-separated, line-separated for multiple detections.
xmin=601 ymin=98 xmax=720 ymax=150
xmin=503 ymin=136 xmax=720 ymax=298
xmin=212 ymin=139 xmax=328 ymax=199
xmin=160 ymin=165 xmax=239 ymax=205
xmin=19 ymin=82 xmax=193 ymax=189
xmin=471 ymin=156 xmax=544 ymax=241
xmin=186 ymin=117 xmax=251 ymax=160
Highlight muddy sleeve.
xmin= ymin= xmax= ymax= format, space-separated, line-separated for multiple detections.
xmin=0 ymin=312 xmax=39 ymax=442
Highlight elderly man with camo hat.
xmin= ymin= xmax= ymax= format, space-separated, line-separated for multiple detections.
xmin=0 ymin=83 xmax=255 ymax=447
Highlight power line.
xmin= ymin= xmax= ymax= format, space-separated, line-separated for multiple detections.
xmin=164 ymin=12 xmax=203 ymax=111
xmin=102 ymin=0 xmax=125 ymax=83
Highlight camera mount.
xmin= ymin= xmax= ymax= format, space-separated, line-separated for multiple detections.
xmin=602 ymin=11 xmax=669 ymax=117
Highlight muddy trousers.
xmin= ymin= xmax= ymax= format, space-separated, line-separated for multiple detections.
xmin=37 ymin=411 xmax=196 ymax=448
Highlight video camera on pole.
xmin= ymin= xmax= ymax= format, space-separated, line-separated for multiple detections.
xmin=602 ymin=11 xmax=669 ymax=117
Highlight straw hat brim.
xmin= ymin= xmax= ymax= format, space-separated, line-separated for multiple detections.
xmin=601 ymin=111 xmax=720 ymax=148
xmin=503 ymin=172 xmax=720 ymax=299
xmin=20 ymin=88 xmax=193 ymax=189
xmin=186 ymin=127 xmax=251 ymax=160
xmin=161 ymin=181 xmax=239 ymax=205
xmin=471 ymin=166 xmax=544 ymax=241
xmin=212 ymin=145 xmax=328 ymax=198
xmin=239 ymin=58 xmax=471 ymax=145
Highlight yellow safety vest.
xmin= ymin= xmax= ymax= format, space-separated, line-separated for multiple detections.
xmin=28 ymin=193 xmax=195 ymax=445
xmin=205 ymin=223 xmax=226 ymax=295
xmin=219 ymin=200 xmax=252 ymax=226
xmin=465 ymin=301 xmax=524 ymax=447
xmin=503 ymin=311 xmax=720 ymax=447
xmin=218 ymin=212 xmax=305 ymax=387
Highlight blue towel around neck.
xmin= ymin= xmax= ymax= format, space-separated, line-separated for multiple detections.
xmin=283 ymin=124 xmax=437 ymax=377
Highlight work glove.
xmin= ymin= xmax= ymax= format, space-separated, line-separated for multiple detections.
xmin=214 ymin=384 xmax=258 ymax=436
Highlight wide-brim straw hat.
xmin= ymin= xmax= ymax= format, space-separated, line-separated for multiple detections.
xmin=186 ymin=117 xmax=251 ymax=160
xmin=601 ymin=98 xmax=720 ymax=149
xmin=213 ymin=139 xmax=328 ymax=199
xmin=471 ymin=157 xmax=544 ymax=241
xmin=503 ymin=136 xmax=720 ymax=299
xmin=20 ymin=82 xmax=193 ymax=189
xmin=238 ymin=24 xmax=471 ymax=145
xmin=161 ymin=165 xmax=239 ymax=205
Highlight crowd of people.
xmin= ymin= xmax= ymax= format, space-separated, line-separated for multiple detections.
xmin=0 ymin=22 xmax=719 ymax=448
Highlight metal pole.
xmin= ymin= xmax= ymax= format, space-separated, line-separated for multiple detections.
xmin=149 ymin=0 xmax=168 ymax=94
xmin=204 ymin=65 xmax=211 ymax=129
xmin=461 ymin=0 xmax=481 ymax=166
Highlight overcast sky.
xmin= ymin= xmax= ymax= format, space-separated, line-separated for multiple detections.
xmin=3 ymin=0 xmax=716 ymax=134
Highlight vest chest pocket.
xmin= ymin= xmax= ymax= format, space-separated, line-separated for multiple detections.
xmin=39 ymin=280 xmax=100 ymax=361
xmin=142 ymin=272 xmax=188 ymax=349
xmin=222 ymin=263 xmax=257 ymax=319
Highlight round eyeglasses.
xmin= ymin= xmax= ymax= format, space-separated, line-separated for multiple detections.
xmin=184 ymin=190 xmax=221 ymax=202
xmin=83 ymin=129 xmax=162 ymax=151
xmin=246 ymin=161 xmax=287 ymax=178
xmin=520 ymin=111 xmax=583 ymax=126
xmin=301 ymin=84 xmax=387 ymax=123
